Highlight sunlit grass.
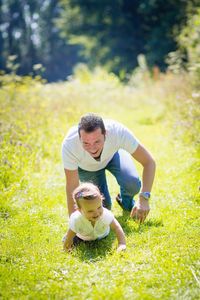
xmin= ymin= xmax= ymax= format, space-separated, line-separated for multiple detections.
xmin=0 ymin=70 xmax=199 ymax=299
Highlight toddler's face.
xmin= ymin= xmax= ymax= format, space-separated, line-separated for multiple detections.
xmin=79 ymin=197 xmax=103 ymax=223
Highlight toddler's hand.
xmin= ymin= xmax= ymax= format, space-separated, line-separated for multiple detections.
xmin=63 ymin=245 xmax=73 ymax=253
xmin=117 ymin=244 xmax=126 ymax=252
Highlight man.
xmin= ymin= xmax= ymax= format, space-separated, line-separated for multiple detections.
xmin=62 ymin=113 xmax=156 ymax=223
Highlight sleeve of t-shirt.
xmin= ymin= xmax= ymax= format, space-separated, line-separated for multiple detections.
xmin=61 ymin=141 xmax=78 ymax=170
xmin=103 ymin=208 xmax=115 ymax=225
xmin=114 ymin=121 xmax=139 ymax=154
xmin=69 ymin=211 xmax=79 ymax=233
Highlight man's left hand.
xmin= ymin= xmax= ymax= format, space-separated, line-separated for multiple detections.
xmin=130 ymin=197 xmax=150 ymax=223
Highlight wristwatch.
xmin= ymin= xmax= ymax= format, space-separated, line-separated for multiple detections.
xmin=139 ymin=192 xmax=151 ymax=200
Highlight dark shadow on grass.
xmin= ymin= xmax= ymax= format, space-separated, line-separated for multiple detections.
xmin=145 ymin=218 xmax=164 ymax=227
xmin=192 ymin=194 xmax=200 ymax=205
xmin=116 ymin=213 xmax=164 ymax=235
xmin=134 ymin=218 xmax=164 ymax=234
xmin=115 ymin=211 xmax=134 ymax=235
xmin=70 ymin=217 xmax=163 ymax=261
xmin=73 ymin=234 xmax=115 ymax=262
xmin=0 ymin=205 xmax=17 ymax=220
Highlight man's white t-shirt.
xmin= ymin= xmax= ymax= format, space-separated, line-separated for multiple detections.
xmin=62 ymin=119 xmax=139 ymax=171
xmin=69 ymin=208 xmax=114 ymax=241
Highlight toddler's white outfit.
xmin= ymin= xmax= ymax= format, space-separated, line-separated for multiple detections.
xmin=69 ymin=207 xmax=114 ymax=241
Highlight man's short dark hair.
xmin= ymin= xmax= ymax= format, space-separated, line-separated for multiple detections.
xmin=78 ymin=113 xmax=106 ymax=136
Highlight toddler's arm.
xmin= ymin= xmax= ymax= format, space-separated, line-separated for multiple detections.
xmin=63 ymin=229 xmax=76 ymax=251
xmin=110 ymin=218 xmax=126 ymax=252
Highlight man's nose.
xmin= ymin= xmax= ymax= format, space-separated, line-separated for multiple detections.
xmin=90 ymin=145 xmax=98 ymax=151
xmin=88 ymin=143 xmax=95 ymax=149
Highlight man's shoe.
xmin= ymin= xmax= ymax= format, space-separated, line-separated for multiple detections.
xmin=116 ymin=194 xmax=123 ymax=209
xmin=116 ymin=194 xmax=134 ymax=212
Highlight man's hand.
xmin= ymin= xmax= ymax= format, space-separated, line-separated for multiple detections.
xmin=130 ymin=197 xmax=150 ymax=223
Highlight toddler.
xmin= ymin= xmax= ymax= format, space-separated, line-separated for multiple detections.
xmin=63 ymin=182 xmax=126 ymax=252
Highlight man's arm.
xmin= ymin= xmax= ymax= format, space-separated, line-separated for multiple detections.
xmin=64 ymin=169 xmax=79 ymax=216
xmin=110 ymin=218 xmax=126 ymax=252
xmin=131 ymin=144 xmax=156 ymax=223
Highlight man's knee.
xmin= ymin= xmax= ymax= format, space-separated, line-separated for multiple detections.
xmin=123 ymin=176 xmax=141 ymax=196
xmin=103 ymin=200 xmax=112 ymax=210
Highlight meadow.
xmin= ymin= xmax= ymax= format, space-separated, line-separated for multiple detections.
xmin=0 ymin=68 xmax=200 ymax=299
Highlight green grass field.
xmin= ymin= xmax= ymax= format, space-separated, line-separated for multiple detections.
xmin=0 ymin=70 xmax=200 ymax=299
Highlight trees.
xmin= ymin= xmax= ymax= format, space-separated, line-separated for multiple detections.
xmin=57 ymin=0 xmax=188 ymax=76
xmin=178 ymin=6 xmax=200 ymax=81
xmin=0 ymin=0 xmax=80 ymax=81
xmin=0 ymin=0 xmax=198 ymax=80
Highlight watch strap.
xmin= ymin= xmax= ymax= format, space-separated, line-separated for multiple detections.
xmin=139 ymin=192 xmax=151 ymax=200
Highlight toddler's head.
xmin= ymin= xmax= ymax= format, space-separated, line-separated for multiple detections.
xmin=73 ymin=183 xmax=104 ymax=222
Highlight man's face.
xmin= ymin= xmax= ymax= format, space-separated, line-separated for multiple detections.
xmin=79 ymin=128 xmax=106 ymax=158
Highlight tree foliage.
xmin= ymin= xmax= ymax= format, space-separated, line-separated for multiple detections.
xmin=0 ymin=0 xmax=199 ymax=80
xmin=57 ymin=0 xmax=188 ymax=76
xmin=0 ymin=0 xmax=80 ymax=81
xmin=178 ymin=6 xmax=200 ymax=80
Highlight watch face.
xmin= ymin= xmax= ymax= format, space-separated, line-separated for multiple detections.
xmin=144 ymin=192 xmax=151 ymax=198
xmin=142 ymin=192 xmax=150 ymax=199
xmin=139 ymin=192 xmax=151 ymax=200
xmin=145 ymin=192 xmax=150 ymax=198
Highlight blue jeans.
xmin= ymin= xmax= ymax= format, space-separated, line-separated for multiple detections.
xmin=78 ymin=149 xmax=141 ymax=211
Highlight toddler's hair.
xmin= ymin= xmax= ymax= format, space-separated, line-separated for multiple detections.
xmin=73 ymin=182 xmax=104 ymax=208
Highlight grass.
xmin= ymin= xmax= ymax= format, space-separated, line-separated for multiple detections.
xmin=0 ymin=70 xmax=200 ymax=299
